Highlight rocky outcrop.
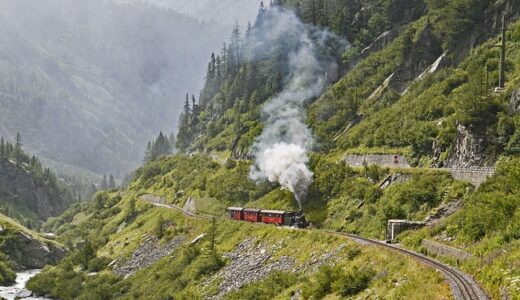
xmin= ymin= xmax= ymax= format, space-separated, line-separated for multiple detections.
xmin=389 ymin=24 xmax=443 ymax=93
xmin=183 ymin=197 xmax=196 ymax=214
xmin=510 ymin=88 xmax=520 ymax=115
xmin=1 ymin=231 xmax=66 ymax=269
xmin=424 ymin=200 xmax=462 ymax=226
xmin=0 ymin=158 xmax=72 ymax=222
xmin=446 ymin=124 xmax=488 ymax=167
xmin=113 ymin=235 xmax=183 ymax=277
xmin=360 ymin=30 xmax=399 ymax=58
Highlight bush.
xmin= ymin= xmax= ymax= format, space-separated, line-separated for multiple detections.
xmin=0 ymin=257 xmax=15 ymax=285
xmin=302 ymin=265 xmax=375 ymax=299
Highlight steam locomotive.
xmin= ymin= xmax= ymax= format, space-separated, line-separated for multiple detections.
xmin=227 ymin=207 xmax=308 ymax=228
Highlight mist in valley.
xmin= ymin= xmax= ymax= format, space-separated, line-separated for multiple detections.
xmin=0 ymin=0 xmax=260 ymax=179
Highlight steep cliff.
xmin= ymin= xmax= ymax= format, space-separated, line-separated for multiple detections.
xmin=0 ymin=221 xmax=66 ymax=269
xmin=0 ymin=158 xmax=72 ymax=227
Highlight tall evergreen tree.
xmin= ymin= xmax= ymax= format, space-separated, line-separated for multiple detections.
xmin=14 ymin=132 xmax=22 ymax=164
xmin=100 ymin=175 xmax=108 ymax=190
xmin=108 ymin=174 xmax=116 ymax=189
xmin=0 ymin=137 xmax=5 ymax=158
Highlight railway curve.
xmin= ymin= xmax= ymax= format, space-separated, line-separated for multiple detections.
xmin=139 ymin=194 xmax=488 ymax=300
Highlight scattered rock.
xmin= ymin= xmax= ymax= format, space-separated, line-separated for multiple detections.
xmin=424 ymin=200 xmax=462 ymax=226
xmin=113 ymin=235 xmax=183 ymax=277
xmin=191 ymin=234 xmax=205 ymax=244
xmin=107 ymin=259 xmax=118 ymax=267
xmin=207 ymin=239 xmax=295 ymax=299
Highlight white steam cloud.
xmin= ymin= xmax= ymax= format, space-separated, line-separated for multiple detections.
xmin=249 ymin=8 xmax=343 ymax=209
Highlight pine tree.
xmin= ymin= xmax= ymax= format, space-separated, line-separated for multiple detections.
xmin=144 ymin=141 xmax=152 ymax=162
xmin=108 ymin=174 xmax=116 ymax=189
xmin=0 ymin=137 xmax=5 ymax=158
xmin=100 ymin=175 xmax=108 ymax=190
xmin=14 ymin=132 xmax=22 ymax=164
xmin=183 ymin=93 xmax=191 ymax=125
xmin=228 ymin=23 xmax=242 ymax=76
xmin=255 ymin=1 xmax=267 ymax=27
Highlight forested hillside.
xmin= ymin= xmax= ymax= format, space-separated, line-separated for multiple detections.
xmin=25 ymin=0 xmax=520 ymax=299
xmin=0 ymin=0 xmax=225 ymax=177
xmin=0 ymin=134 xmax=75 ymax=228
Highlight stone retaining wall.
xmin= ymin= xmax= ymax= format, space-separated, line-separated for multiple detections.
xmin=344 ymin=154 xmax=411 ymax=168
xmin=422 ymin=239 xmax=473 ymax=262
xmin=445 ymin=167 xmax=495 ymax=187
xmin=344 ymin=154 xmax=495 ymax=187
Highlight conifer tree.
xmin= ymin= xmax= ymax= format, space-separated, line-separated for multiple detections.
xmin=100 ymin=175 xmax=108 ymax=190
xmin=14 ymin=132 xmax=22 ymax=164
xmin=0 ymin=137 xmax=5 ymax=158
xmin=108 ymin=174 xmax=116 ymax=189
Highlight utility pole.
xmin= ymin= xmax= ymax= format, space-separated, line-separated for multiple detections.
xmin=495 ymin=15 xmax=512 ymax=92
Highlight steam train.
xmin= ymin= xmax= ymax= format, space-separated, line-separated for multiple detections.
xmin=227 ymin=207 xmax=308 ymax=228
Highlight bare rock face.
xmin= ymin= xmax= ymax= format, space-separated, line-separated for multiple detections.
xmin=446 ymin=124 xmax=486 ymax=167
xmin=183 ymin=197 xmax=196 ymax=214
xmin=0 ymin=158 xmax=71 ymax=222
xmin=1 ymin=231 xmax=66 ymax=269
xmin=389 ymin=24 xmax=443 ymax=93
xmin=510 ymin=88 xmax=520 ymax=115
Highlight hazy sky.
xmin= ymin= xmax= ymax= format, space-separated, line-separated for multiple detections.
xmin=116 ymin=0 xmax=262 ymax=27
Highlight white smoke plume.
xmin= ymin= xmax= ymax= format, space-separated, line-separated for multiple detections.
xmin=249 ymin=8 xmax=345 ymax=209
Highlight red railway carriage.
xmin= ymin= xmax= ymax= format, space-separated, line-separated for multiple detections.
xmin=226 ymin=207 xmax=308 ymax=228
xmin=260 ymin=210 xmax=285 ymax=225
xmin=243 ymin=208 xmax=262 ymax=222
xmin=227 ymin=207 xmax=243 ymax=221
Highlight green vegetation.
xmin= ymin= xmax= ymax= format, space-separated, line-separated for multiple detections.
xmin=0 ymin=253 xmax=15 ymax=285
xmin=29 ymin=186 xmax=450 ymax=299
xmin=0 ymin=134 xmax=77 ymax=228
xmin=397 ymin=158 xmax=520 ymax=298
xmin=23 ymin=0 xmax=520 ymax=298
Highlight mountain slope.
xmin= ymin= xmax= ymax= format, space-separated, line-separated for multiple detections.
xmin=0 ymin=136 xmax=75 ymax=228
xmin=24 ymin=0 xmax=520 ymax=299
xmin=28 ymin=189 xmax=451 ymax=299
xmin=0 ymin=0 xmax=226 ymax=176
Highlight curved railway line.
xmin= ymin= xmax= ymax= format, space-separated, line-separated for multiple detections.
xmin=335 ymin=233 xmax=488 ymax=300
xmin=140 ymin=195 xmax=489 ymax=300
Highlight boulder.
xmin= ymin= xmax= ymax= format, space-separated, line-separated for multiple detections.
xmin=15 ymin=289 xmax=32 ymax=298
xmin=5 ymin=231 xmax=66 ymax=269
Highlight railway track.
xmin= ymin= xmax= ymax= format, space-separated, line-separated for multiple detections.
xmin=140 ymin=194 xmax=488 ymax=300
xmin=334 ymin=233 xmax=488 ymax=300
